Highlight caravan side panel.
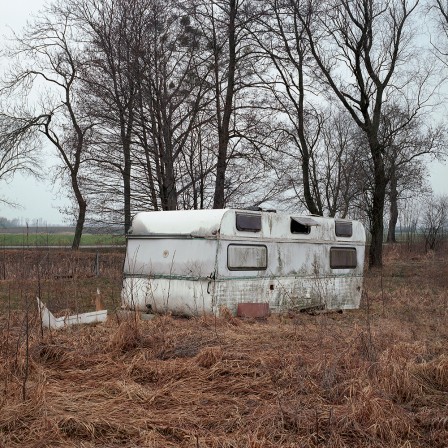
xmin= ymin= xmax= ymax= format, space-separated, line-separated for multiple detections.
xmin=122 ymin=238 xmax=218 ymax=314
xmin=213 ymin=239 xmax=365 ymax=312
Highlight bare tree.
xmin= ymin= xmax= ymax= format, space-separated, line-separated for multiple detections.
xmin=400 ymin=196 xmax=422 ymax=248
xmin=208 ymin=0 xmax=239 ymax=209
xmin=191 ymin=0 xmax=265 ymax=209
xmin=296 ymin=0 xmax=435 ymax=267
xmin=421 ymin=194 xmax=448 ymax=251
xmin=1 ymin=5 xmax=93 ymax=249
xmin=251 ymin=0 xmax=326 ymax=215
xmin=319 ymin=110 xmax=365 ymax=217
xmin=429 ymin=0 xmax=448 ymax=65
xmin=339 ymin=106 xmax=445 ymax=243
xmin=133 ymin=0 xmax=213 ymax=211
xmin=66 ymin=0 xmax=145 ymax=232
xmin=386 ymin=160 xmax=429 ymax=242
xmin=381 ymin=105 xmax=445 ymax=242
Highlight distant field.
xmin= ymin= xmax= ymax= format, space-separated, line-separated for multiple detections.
xmin=0 ymin=232 xmax=125 ymax=246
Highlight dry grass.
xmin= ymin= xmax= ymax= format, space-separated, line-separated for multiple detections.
xmin=0 ymin=245 xmax=447 ymax=447
xmin=0 ymin=249 xmax=123 ymax=313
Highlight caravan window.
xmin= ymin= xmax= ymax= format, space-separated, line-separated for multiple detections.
xmin=236 ymin=213 xmax=262 ymax=232
xmin=227 ymin=244 xmax=267 ymax=270
xmin=330 ymin=247 xmax=357 ymax=269
xmin=335 ymin=221 xmax=353 ymax=237
xmin=290 ymin=217 xmax=318 ymax=234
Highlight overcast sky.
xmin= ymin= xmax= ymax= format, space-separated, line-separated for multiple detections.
xmin=1 ymin=0 xmax=70 ymax=225
xmin=0 ymin=0 xmax=447 ymax=225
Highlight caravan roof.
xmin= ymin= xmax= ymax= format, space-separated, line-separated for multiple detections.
xmin=128 ymin=209 xmax=365 ymax=242
xmin=129 ymin=209 xmax=228 ymax=236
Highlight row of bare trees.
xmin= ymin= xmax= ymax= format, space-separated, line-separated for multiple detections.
xmin=0 ymin=0 xmax=447 ymax=266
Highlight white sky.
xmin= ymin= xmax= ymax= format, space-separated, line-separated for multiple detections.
xmin=0 ymin=0 xmax=447 ymax=225
xmin=1 ymin=0 xmax=69 ymax=225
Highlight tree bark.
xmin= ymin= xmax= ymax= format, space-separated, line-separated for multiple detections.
xmin=387 ymin=166 xmax=398 ymax=243
xmin=123 ymin=139 xmax=132 ymax=233
xmin=213 ymin=0 xmax=237 ymax=209
xmin=72 ymin=181 xmax=87 ymax=250
xmin=369 ymin=148 xmax=386 ymax=267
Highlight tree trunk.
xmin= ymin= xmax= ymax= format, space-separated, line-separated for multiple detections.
xmin=72 ymin=201 xmax=87 ymax=250
xmin=369 ymin=149 xmax=386 ymax=267
xmin=387 ymin=167 xmax=398 ymax=243
xmin=213 ymin=135 xmax=229 ymax=209
xmin=213 ymin=0 xmax=237 ymax=209
xmin=295 ymin=33 xmax=321 ymax=216
xmin=161 ymin=131 xmax=178 ymax=210
xmin=161 ymin=171 xmax=178 ymax=210
xmin=71 ymin=176 xmax=87 ymax=250
xmin=302 ymin=156 xmax=321 ymax=215
xmin=123 ymin=139 xmax=132 ymax=233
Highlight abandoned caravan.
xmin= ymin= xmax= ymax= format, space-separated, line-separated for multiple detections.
xmin=121 ymin=209 xmax=366 ymax=316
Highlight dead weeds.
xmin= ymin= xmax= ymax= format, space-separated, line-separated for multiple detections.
xmin=0 ymin=246 xmax=447 ymax=447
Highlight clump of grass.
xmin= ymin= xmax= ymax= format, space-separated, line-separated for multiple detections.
xmin=108 ymin=321 xmax=142 ymax=353
xmin=195 ymin=346 xmax=223 ymax=368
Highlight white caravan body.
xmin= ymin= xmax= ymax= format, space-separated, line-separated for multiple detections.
xmin=121 ymin=209 xmax=366 ymax=316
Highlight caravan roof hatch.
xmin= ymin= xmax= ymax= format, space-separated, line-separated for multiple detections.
xmin=291 ymin=217 xmax=319 ymax=226
xmin=290 ymin=216 xmax=319 ymax=234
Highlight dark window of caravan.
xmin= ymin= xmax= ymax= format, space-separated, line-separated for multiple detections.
xmin=236 ymin=213 xmax=262 ymax=232
xmin=330 ymin=247 xmax=357 ymax=269
xmin=335 ymin=220 xmax=353 ymax=237
xmin=290 ymin=217 xmax=318 ymax=234
xmin=227 ymin=244 xmax=267 ymax=270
